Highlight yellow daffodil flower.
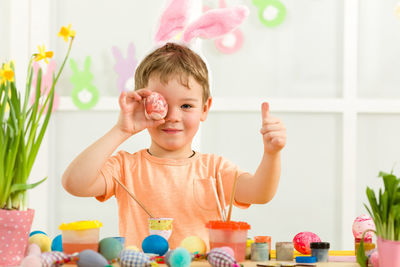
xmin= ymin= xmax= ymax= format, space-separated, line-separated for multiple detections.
xmin=0 ymin=63 xmax=15 ymax=84
xmin=58 ymin=24 xmax=76 ymax=43
xmin=34 ymin=45 xmax=54 ymax=64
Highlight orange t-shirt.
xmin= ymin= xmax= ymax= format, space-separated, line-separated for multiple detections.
xmin=96 ymin=149 xmax=250 ymax=249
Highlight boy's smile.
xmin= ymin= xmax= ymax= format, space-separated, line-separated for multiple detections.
xmin=146 ymin=73 xmax=211 ymax=159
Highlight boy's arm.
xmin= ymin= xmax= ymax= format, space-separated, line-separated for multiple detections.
xmin=62 ymin=90 xmax=164 ymax=197
xmin=235 ymin=102 xmax=286 ymax=204
xmin=61 ymin=126 xmax=131 ymax=197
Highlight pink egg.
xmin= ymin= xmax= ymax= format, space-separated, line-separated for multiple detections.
xmin=369 ymin=250 xmax=379 ymax=267
xmin=293 ymin=232 xmax=321 ymax=254
xmin=217 ymin=246 xmax=235 ymax=257
xmin=144 ymin=92 xmax=168 ymax=120
xmin=352 ymin=214 xmax=375 ymax=239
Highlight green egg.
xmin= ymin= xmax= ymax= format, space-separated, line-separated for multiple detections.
xmin=99 ymin=237 xmax=123 ymax=261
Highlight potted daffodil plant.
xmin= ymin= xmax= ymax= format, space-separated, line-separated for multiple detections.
xmin=0 ymin=25 xmax=75 ymax=266
xmin=357 ymin=170 xmax=400 ymax=267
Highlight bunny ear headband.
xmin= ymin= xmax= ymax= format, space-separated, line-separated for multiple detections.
xmin=154 ymin=0 xmax=249 ymax=45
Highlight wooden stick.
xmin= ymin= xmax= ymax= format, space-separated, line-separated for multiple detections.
xmin=112 ymin=177 xmax=155 ymax=218
xmin=227 ymin=170 xmax=239 ymax=222
xmin=217 ymin=172 xmax=227 ymax=220
xmin=210 ymin=177 xmax=225 ymax=221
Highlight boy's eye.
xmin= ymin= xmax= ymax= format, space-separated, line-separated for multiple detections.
xmin=181 ymin=104 xmax=192 ymax=109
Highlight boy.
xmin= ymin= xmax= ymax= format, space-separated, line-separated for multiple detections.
xmin=62 ymin=43 xmax=286 ymax=248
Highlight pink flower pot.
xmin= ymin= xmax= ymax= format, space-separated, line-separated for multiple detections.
xmin=0 ymin=209 xmax=34 ymax=266
xmin=378 ymin=236 xmax=400 ymax=267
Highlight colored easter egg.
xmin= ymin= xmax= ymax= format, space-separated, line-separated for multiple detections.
xmin=77 ymin=249 xmax=108 ymax=267
xmin=99 ymin=237 xmax=123 ymax=261
xmin=126 ymin=245 xmax=140 ymax=251
xmin=142 ymin=234 xmax=169 ymax=256
xmin=352 ymin=214 xmax=375 ymax=239
xmin=51 ymin=234 xmax=63 ymax=252
xmin=144 ymin=92 xmax=168 ymax=120
xmin=28 ymin=233 xmax=52 ymax=252
xmin=218 ymin=246 xmax=235 ymax=257
xmin=369 ymin=250 xmax=379 ymax=267
xmin=29 ymin=230 xmax=47 ymax=237
xmin=120 ymin=250 xmax=151 ymax=267
xmin=165 ymin=247 xmax=192 ymax=267
xmin=293 ymin=232 xmax=321 ymax=254
xmin=20 ymin=254 xmax=41 ymax=267
xmin=180 ymin=236 xmax=207 ymax=255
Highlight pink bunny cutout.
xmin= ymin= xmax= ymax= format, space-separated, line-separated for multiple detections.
xmin=154 ymin=0 xmax=249 ymax=44
xmin=112 ymin=43 xmax=137 ymax=92
xmin=204 ymin=0 xmax=245 ymax=54
xmin=31 ymin=60 xmax=60 ymax=113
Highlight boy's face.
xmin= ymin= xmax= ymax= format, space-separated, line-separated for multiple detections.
xmin=146 ymin=74 xmax=211 ymax=155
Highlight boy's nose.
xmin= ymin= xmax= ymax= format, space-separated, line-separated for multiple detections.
xmin=165 ymin=107 xmax=181 ymax=122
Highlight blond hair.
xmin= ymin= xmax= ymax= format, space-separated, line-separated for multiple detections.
xmin=135 ymin=43 xmax=210 ymax=103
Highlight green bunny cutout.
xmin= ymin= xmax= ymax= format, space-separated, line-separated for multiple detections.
xmin=69 ymin=56 xmax=100 ymax=110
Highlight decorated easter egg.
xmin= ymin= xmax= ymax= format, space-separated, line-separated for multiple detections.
xmin=51 ymin=234 xmax=63 ymax=252
xmin=352 ymin=214 xmax=375 ymax=240
xmin=217 ymin=246 xmax=235 ymax=257
xmin=369 ymin=250 xmax=379 ymax=267
xmin=99 ymin=237 xmax=123 ymax=261
xmin=293 ymin=232 xmax=321 ymax=254
xmin=165 ymin=247 xmax=192 ymax=267
xmin=119 ymin=250 xmax=153 ymax=267
xmin=126 ymin=245 xmax=140 ymax=251
xmin=29 ymin=233 xmax=52 ymax=252
xmin=207 ymin=247 xmax=238 ymax=267
xmin=77 ymin=249 xmax=108 ymax=267
xmin=142 ymin=234 xmax=169 ymax=256
xmin=180 ymin=236 xmax=207 ymax=255
xmin=144 ymin=92 xmax=168 ymax=120
xmin=29 ymin=230 xmax=47 ymax=237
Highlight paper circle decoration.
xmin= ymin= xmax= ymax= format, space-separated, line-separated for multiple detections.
xmin=71 ymin=85 xmax=99 ymax=110
xmin=252 ymin=0 xmax=287 ymax=27
xmin=215 ymin=28 xmax=244 ymax=54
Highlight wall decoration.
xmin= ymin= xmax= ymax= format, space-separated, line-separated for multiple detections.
xmin=31 ymin=60 xmax=59 ymax=112
xmin=252 ymin=0 xmax=286 ymax=27
xmin=204 ymin=0 xmax=245 ymax=54
xmin=69 ymin=57 xmax=99 ymax=110
xmin=112 ymin=43 xmax=137 ymax=92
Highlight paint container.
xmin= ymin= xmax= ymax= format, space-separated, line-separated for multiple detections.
xmin=310 ymin=242 xmax=330 ymax=262
xmin=59 ymin=220 xmax=103 ymax=254
xmin=246 ymin=238 xmax=254 ymax=259
xmin=206 ymin=220 xmax=251 ymax=262
xmin=275 ymin=242 xmax=294 ymax=261
xmin=251 ymin=236 xmax=270 ymax=261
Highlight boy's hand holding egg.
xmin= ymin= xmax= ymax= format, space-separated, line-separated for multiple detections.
xmin=118 ymin=90 xmax=167 ymax=135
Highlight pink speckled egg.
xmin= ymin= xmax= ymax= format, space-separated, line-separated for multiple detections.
xmin=369 ymin=250 xmax=379 ymax=267
xmin=352 ymin=214 xmax=375 ymax=239
xmin=144 ymin=92 xmax=168 ymax=120
xmin=293 ymin=232 xmax=321 ymax=254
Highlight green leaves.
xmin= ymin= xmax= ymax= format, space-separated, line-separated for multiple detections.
xmin=357 ymin=170 xmax=400 ymax=264
xmin=0 ymin=37 xmax=73 ymax=210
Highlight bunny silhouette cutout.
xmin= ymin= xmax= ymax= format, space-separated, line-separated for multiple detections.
xmin=69 ymin=56 xmax=99 ymax=110
xmin=112 ymin=43 xmax=137 ymax=92
xmin=154 ymin=0 xmax=249 ymax=45
xmin=203 ymin=0 xmax=245 ymax=54
xmin=30 ymin=60 xmax=59 ymax=113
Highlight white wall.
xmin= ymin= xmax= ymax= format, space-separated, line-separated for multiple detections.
xmin=2 ymin=0 xmax=400 ymax=250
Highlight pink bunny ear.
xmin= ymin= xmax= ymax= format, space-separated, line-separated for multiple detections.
xmin=182 ymin=5 xmax=249 ymax=43
xmin=154 ymin=0 xmax=191 ymax=43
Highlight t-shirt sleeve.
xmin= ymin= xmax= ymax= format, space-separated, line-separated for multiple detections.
xmin=95 ymin=151 xmax=125 ymax=202
xmin=217 ymin=157 xmax=251 ymax=209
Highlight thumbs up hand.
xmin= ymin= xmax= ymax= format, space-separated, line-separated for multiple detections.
xmin=260 ymin=102 xmax=286 ymax=154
